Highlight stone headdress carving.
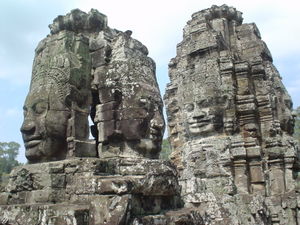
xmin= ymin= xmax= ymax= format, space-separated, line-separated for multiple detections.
xmin=21 ymin=11 xmax=94 ymax=163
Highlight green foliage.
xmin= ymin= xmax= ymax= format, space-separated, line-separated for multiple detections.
xmin=160 ymin=139 xmax=172 ymax=160
xmin=294 ymin=107 xmax=300 ymax=143
xmin=0 ymin=141 xmax=21 ymax=185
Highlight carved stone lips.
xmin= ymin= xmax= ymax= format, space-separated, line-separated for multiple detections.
xmin=189 ymin=119 xmax=210 ymax=128
xmin=24 ymin=136 xmax=42 ymax=148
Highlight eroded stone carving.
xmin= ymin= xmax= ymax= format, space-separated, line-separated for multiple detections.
xmin=2 ymin=5 xmax=300 ymax=225
xmin=91 ymin=32 xmax=165 ymax=159
xmin=165 ymin=4 xmax=300 ymax=224
xmin=1 ymin=9 xmax=176 ymax=225
xmin=21 ymin=29 xmax=92 ymax=163
xmin=0 ymin=158 xmax=181 ymax=224
xmin=20 ymin=8 xmax=164 ymax=163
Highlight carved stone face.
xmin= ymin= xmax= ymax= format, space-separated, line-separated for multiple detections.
xmin=184 ymin=98 xmax=223 ymax=137
xmin=98 ymin=83 xmax=165 ymax=157
xmin=21 ymin=85 xmax=70 ymax=163
xmin=94 ymin=38 xmax=164 ymax=158
xmin=285 ymin=111 xmax=296 ymax=135
xmin=278 ymin=96 xmax=296 ymax=135
xmin=134 ymin=94 xmax=165 ymax=154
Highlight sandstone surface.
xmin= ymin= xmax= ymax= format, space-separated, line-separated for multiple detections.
xmin=1 ymin=5 xmax=300 ymax=225
xmin=165 ymin=4 xmax=300 ymax=224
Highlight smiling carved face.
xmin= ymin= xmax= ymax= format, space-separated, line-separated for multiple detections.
xmin=20 ymin=85 xmax=70 ymax=163
xmin=131 ymin=94 xmax=165 ymax=155
xmin=97 ymin=82 xmax=165 ymax=158
xmin=184 ymin=98 xmax=223 ymax=137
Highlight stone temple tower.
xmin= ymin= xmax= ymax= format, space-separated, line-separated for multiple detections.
xmin=165 ymin=4 xmax=300 ymax=224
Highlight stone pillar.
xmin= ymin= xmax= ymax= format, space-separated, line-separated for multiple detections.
xmin=268 ymin=159 xmax=285 ymax=195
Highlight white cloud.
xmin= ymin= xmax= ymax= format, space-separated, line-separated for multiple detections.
xmin=5 ymin=108 xmax=22 ymax=117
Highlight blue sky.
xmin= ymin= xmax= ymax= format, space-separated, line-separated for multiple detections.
xmin=1 ymin=0 xmax=300 ymax=162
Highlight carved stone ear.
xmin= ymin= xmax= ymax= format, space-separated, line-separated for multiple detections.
xmin=64 ymin=95 xmax=72 ymax=109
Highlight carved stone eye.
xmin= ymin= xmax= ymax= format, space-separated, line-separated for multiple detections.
xmin=197 ymin=99 xmax=208 ymax=107
xmin=185 ymin=103 xmax=194 ymax=112
xmin=33 ymin=101 xmax=48 ymax=114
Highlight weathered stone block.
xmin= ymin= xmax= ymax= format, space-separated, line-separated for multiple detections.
xmin=89 ymin=31 xmax=110 ymax=51
xmin=233 ymin=161 xmax=249 ymax=193
xmin=246 ymin=146 xmax=261 ymax=158
xmin=95 ymin=108 xmax=114 ymax=122
xmin=0 ymin=203 xmax=90 ymax=225
xmin=91 ymin=48 xmax=107 ymax=68
xmin=7 ymin=191 xmax=27 ymax=204
xmin=269 ymin=165 xmax=285 ymax=195
xmin=249 ymin=163 xmax=264 ymax=183
xmin=73 ymin=140 xmax=97 ymax=157
xmin=267 ymin=147 xmax=284 ymax=159
xmin=97 ymin=121 xmax=115 ymax=142
xmin=132 ymin=195 xmax=178 ymax=216
xmin=188 ymin=30 xmax=219 ymax=54
xmin=90 ymin=195 xmax=130 ymax=225
xmin=0 ymin=192 xmax=9 ymax=205
xmin=25 ymin=189 xmax=65 ymax=203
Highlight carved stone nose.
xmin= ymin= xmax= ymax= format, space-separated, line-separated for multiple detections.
xmin=193 ymin=110 xmax=206 ymax=119
xmin=20 ymin=119 xmax=35 ymax=134
xmin=151 ymin=112 xmax=165 ymax=130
